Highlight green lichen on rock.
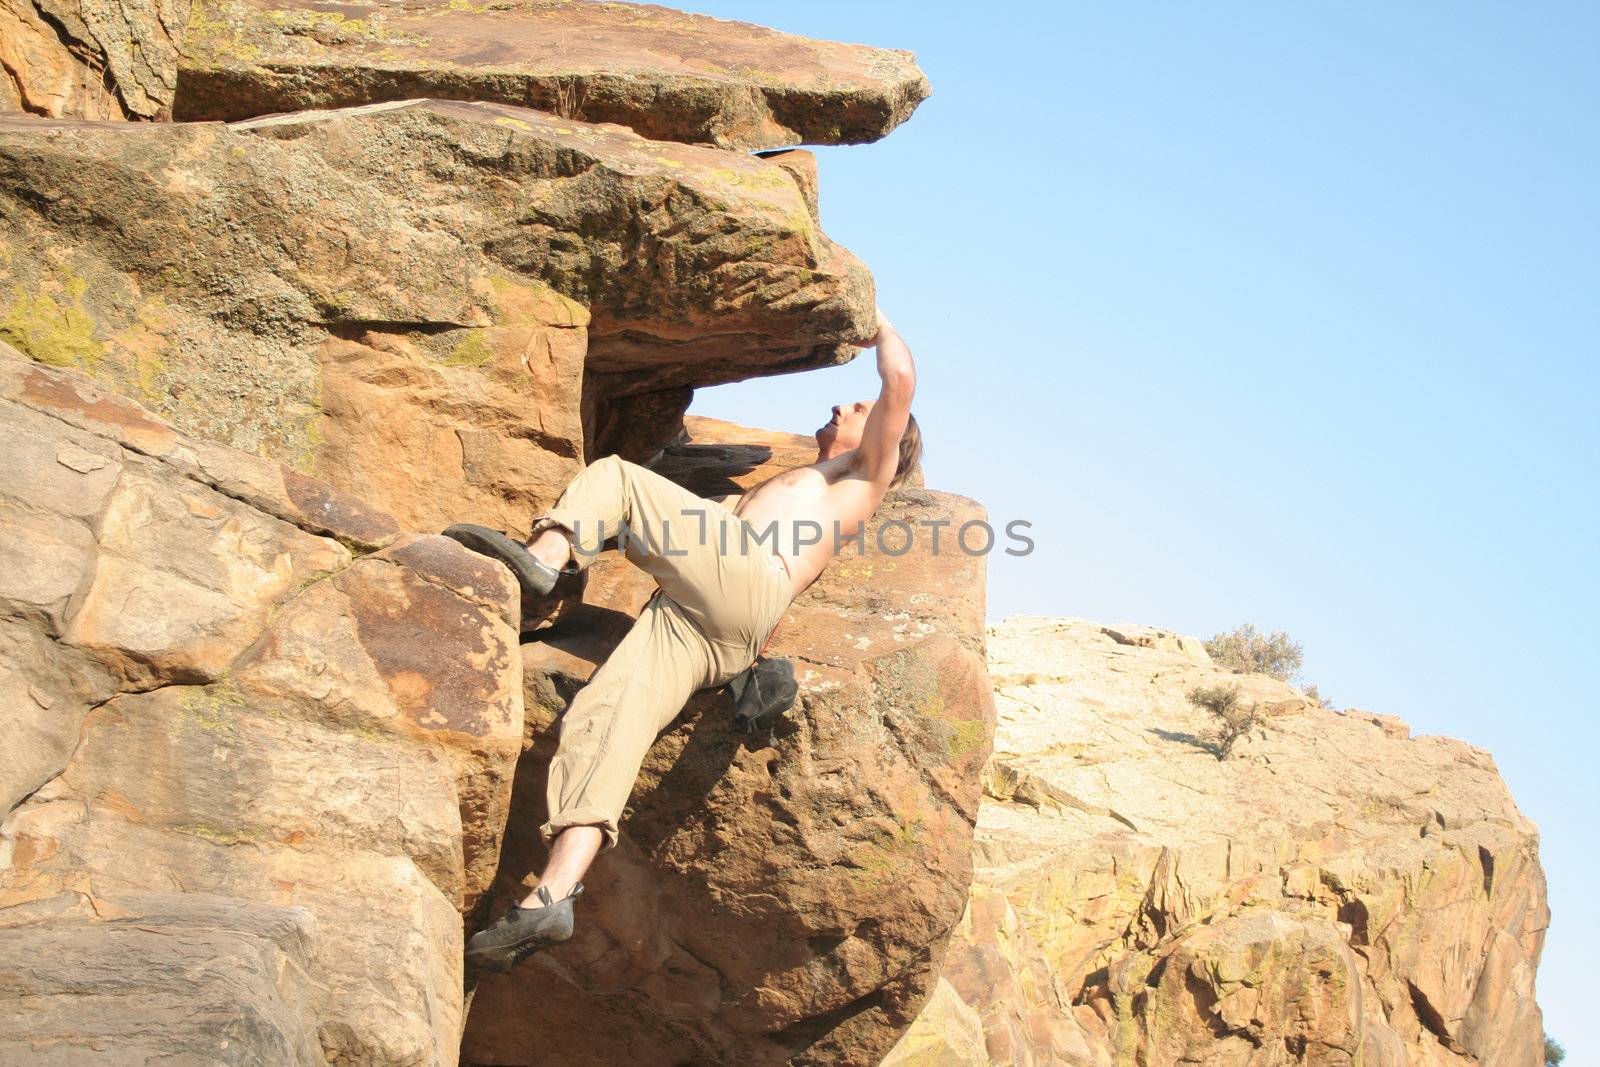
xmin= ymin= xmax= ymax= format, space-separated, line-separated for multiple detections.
xmin=1 ymin=275 xmax=104 ymax=370
xmin=286 ymin=362 xmax=327 ymax=476
xmin=851 ymin=811 xmax=928 ymax=890
xmin=182 ymin=0 xmax=263 ymax=64
xmin=948 ymin=716 xmax=986 ymax=760
xmin=178 ymin=684 xmax=248 ymax=734
xmin=257 ymin=6 xmax=427 ymax=47
xmin=439 ymin=329 xmax=494 ymax=368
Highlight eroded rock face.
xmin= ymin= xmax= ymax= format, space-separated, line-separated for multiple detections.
xmin=1 ymin=0 xmax=929 ymax=147
xmin=0 ymin=0 xmax=188 ymax=119
xmin=889 ymin=616 xmax=1549 ymax=1067
xmin=0 ymin=346 xmax=524 ymax=1064
xmin=461 ymin=418 xmax=994 ymax=1067
xmin=0 ymin=100 xmax=873 ymax=530
xmin=172 ymin=0 xmax=930 ymax=150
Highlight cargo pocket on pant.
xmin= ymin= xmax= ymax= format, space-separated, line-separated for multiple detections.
xmin=706 ymin=639 xmax=754 ymax=688
xmin=590 ymin=669 xmax=665 ymax=767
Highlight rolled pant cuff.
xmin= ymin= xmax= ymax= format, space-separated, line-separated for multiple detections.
xmin=540 ymin=808 xmax=620 ymax=852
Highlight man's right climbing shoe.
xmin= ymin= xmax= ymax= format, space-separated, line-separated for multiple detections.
xmin=728 ymin=655 xmax=798 ymax=735
xmin=441 ymin=523 xmax=585 ymax=626
xmin=465 ymin=882 xmax=584 ymax=975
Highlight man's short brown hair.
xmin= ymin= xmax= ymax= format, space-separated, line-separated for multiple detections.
xmin=889 ymin=412 xmax=922 ymax=490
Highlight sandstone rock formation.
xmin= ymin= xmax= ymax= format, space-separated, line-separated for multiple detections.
xmin=0 ymin=0 xmax=187 ymax=119
xmin=0 ymin=2 xmax=998 ymax=1063
xmin=462 ymin=417 xmax=992 ymax=1067
xmin=0 ymin=99 xmax=873 ymax=533
xmin=887 ymin=617 xmax=1549 ymax=1067
xmin=0 ymin=344 xmax=525 ymax=1062
xmin=3 ymin=2 xmax=1550 ymax=1064
xmin=2 ymin=0 xmax=929 ymax=145
xmin=173 ymin=0 xmax=931 ymax=149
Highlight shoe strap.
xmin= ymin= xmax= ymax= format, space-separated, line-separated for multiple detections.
xmin=533 ymin=881 xmax=585 ymax=907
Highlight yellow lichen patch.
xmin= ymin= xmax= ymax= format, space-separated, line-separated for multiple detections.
xmin=493 ymin=115 xmax=532 ymax=132
xmin=183 ymin=0 xmax=263 ymax=64
xmin=292 ymin=398 xmax=325 ymax=475
xmin=850 ymin=811 xmax=928 ymax=889
xmin=482 ymin=272 xmax=589 ymax=328
xmin=105 ymin=296 xmax=179 ymax=404
xmin=1 ymin=272 xmax=104 ymax=370
xmin=948 ymin=717 xmax=987 ymax=760
xmin=258 ymin=7 xmax=419 ymax=46
xmin=178 ymin=684 xmax=247 ymax=734
xmin=172 ymin=822 xmax=265 ymax=846
xmin=439 ymin=329 xmax=494 ymax=368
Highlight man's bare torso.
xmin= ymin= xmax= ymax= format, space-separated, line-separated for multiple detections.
xmin=722 ymin=452 xmax=883 ymax=598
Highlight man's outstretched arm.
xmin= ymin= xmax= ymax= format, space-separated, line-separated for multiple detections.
xmin=854 ymin=307 xmax=917 ymax=487
xmin=854 ymin=309 xmax=917 ymax=485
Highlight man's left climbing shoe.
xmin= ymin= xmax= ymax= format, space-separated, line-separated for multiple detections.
xmin=465 ymin=882 xmax=585 ymax=974
xmin=441 ymin=523 xmax=585 ymax=628
xmin=728 ymin=655 xmax=798 ymax=735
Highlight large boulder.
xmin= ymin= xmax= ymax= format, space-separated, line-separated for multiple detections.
xmin=0 ymin=99 xmax=874 ymax=531
xmin=461 ymin=417 xmax=995 ymax=1067
xmin=0 ymin=345 xmax=524 ymax=1064
xmin=172 ymin=0 xmax=930 ymax=149
xmin=889 ymin=616 xmax=1549 ymax=1066
xmin=0 ymin=0 xmax=929 ymax=150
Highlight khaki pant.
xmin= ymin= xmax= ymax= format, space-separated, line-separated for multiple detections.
xmin=531 ymin=454 xmax=793 ymax=852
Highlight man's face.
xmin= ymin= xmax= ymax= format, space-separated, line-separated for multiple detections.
xmin=817 ymin=399 xmax=875 ymax=451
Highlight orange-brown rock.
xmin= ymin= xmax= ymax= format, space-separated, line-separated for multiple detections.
xmin=461 ymin=418 xmax=994 ymax=1066
xmin=0 ymin=344 xmax=524 ymax=1063
xmin=0 ymin=100 xmax=873 ymax=532
xmin=172 ymin=0 xmax=930 ymax=150
xmin=0 ymin=0 xmax=187 ymax=119
xmin=889 ymin=616 xmax=1549 ymax=1067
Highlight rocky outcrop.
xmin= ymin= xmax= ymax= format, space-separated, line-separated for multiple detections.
xmin=0 ymin=100 xmax=873 ymax=531
xmin=173 ymin=0 xmax=930 ymax=149
xmin=7 ymin=2 xmax=1547 ymax=1063
xmin=462 ymin=417 xmax=992 ymax=1067
xmin=0 ymin=3 xmax=996 ymax=1063
xmin=887 ymin=617 xmax=1549 ymax=1066
xmin=0 ymin=344 xmax=524 ymax=1062
xmin=2 ymin=0 xmax=929 ymax=145
xmin=0 ymin=0 xmax=188 ymax=119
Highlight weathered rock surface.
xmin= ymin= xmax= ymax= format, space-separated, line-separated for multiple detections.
xmin=0 ymin=98 xmax=873 ymax=531
xmin=172 ymin=0 xmax=930 ymax=150
xmin=0 ymin=0 xmax=188 ymax=119
xmin=0 ymin=344 xmax=524 ymax=1063
xmin=1 ymin=0 xmax=928 ymax=147
xmin=461 ymin=417 xmax=993 ymax=1067
xmin=889 ymin=616 xmax=1549 ymax=1066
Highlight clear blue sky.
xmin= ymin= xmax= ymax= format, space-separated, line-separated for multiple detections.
xmin=685 ymin=1 xmax=1597 ymax=1057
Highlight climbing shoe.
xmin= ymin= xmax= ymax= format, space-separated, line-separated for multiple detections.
xmin=465 ymin=882 xmax=584 ymax=974
xmin=441 ymin=523 xmax=585 ymax=626
xmin=728 ymin=655 xmax=798 ymax=735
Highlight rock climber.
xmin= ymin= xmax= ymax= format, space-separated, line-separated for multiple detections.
xmin=442 ymin=305 xmax=921 ymax=973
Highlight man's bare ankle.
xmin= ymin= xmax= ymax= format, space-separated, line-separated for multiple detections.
xmin=522 ymin=879 xmax=573 ymax=907
xmin=526 ymin=529 xmax=573 ymax=570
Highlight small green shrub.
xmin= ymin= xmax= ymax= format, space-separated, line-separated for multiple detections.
xmin=1187 ymin=683 xmax=1264 ymax=759
xmin=1204 ymin=624 xmax=1302 ymax=680
xmin=1545 ymin=1035 xmax=1565 ymax=1066
xmin=1206 ymin=623 xmax=1333 ymax=708
xmin=1300 ymin=683 xmax=1335 ymax=710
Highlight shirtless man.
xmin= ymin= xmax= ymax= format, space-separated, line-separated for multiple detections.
xmin=447 ymin=306 xmax=918 ymax=972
